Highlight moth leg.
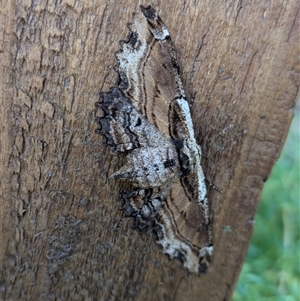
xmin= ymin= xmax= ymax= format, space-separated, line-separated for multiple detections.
xmin=205 ymin=178 xmax=222 ymax=193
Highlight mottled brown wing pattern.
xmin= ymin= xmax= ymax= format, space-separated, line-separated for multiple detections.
xmin=95 ymin=5 xmax=213 ymax=274
xmin=159 ymin=176 xmax=212 ymax=274
xmin=95 ymin=87 xmax=168 ymax=153
xmin=115 ymin=6 xmax=187 ymax=139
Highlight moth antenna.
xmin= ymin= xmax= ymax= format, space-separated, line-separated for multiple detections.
xmin=113 ymin=210 xmax=123 ymax=230
xmin=205 ymin=178 xmax=222 ymax=193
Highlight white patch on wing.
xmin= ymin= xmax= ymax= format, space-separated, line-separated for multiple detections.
xmin=176 ymin=98 xmax=195 ymax=138
xmin=152 ymin=25 xmax=170 ymax=40
xmin=157 ymin=213 xmax=200 ymax=274
xmin=116 ymin=41 xmax=147 ymax=101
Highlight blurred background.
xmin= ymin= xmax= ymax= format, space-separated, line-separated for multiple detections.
xmin=233 ymin=104 xmax=300 ymax=301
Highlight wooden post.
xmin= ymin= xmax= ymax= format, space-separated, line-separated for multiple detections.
xmin=1 ymin=1 xmax=298 ymax=300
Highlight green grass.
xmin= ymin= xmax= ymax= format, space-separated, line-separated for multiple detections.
xmin=233 ymin=108 xmax=300 ymax=301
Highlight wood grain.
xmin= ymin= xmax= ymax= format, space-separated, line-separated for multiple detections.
xmin=1 ymin=0 xmax=299 ymax=300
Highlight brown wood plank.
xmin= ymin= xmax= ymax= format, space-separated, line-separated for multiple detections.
xmin=1 ymin=1 xmax=298 ymax=300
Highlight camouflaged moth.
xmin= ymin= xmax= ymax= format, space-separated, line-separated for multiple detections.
xmin=95 ymin=5 xmax=213 ymax=274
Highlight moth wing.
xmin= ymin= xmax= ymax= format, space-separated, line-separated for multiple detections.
xmin=116 ymin=5 xmax=192 ymax=140
xmin=95 ymin=87 xmax=167 ymax=153
xmin=156 ymin=170 xmax=212 ymax=274
xmin=120 ymin=189 xmax=165 ymax=232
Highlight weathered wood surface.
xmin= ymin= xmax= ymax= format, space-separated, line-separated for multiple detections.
xmin=1 ymin=1 xmax=299 ymax=300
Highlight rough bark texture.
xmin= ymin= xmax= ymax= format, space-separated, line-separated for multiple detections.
xmin=0 ymin=1 xmax=299 ymax=300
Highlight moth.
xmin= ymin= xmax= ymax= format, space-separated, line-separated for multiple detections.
xmin=95 ymin=5 xmax=213 ymax=274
